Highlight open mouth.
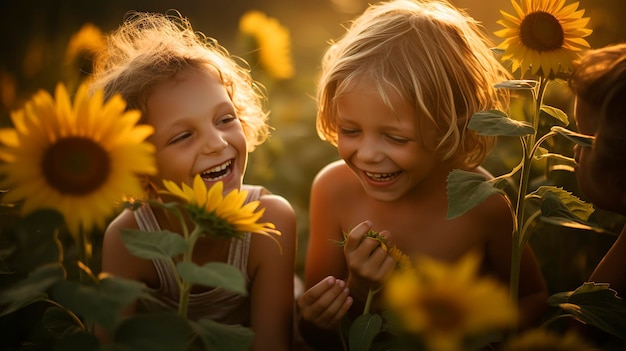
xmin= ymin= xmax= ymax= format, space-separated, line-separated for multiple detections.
xmin=365 ymin=170 xmax=401 ymax=182
xmin=200 ymin=159 xmax=233 ymax=182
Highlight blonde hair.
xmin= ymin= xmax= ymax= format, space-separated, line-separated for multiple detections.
xmin=316 ymin=0 xmax=510 ymax=168
xmin=91 ymin=11 xmax=270 ymax=151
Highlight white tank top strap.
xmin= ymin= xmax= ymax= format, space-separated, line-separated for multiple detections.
xmin=135 ymin=202 xmax=160 ymax=232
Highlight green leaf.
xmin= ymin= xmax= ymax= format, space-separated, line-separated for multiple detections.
xmin=540 ymin=105 xmax=569 ymax=126
xmin=0 ymin=262 xmax=64 ymax=310
xmin=469 ymin=110 xmax=535 ymax=136
xmin=114 ymin=312 xmax=193 ymax=351
xmin=191 ymin=318 xmax=255 ymax=351
xmin=494 ymin=79 xmax=537 ymax=90
xmin=539 ymin=194 xmax=611 ymax=234
xmin=446 ymin=169 xmax=503 ymax=219
xmin=552 ymin=126 xmax=594 ymax=148
xmin=42 ymin=305 xmax=85 ymax=337
xmin=52 ymin=275 xmax=147 ymax=330
xmin=349 ymin=313 xmax=383 ymax=351
xmin=530 ymin=186 xmax=594 ymax=221
xmin=121 ymin=229 xmax=187 ymax=260
xmin=548 ymin=282 xmax=626 ymax=340
xmin=176 ymin=261 xmax=247 ymax=295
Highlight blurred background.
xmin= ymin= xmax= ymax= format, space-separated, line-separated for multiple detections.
xmin=1 ymin=0 xmax=625 ymax=295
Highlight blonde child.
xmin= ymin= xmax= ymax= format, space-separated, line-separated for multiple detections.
xmin=297 ymin=0 xmax=548 ymax=348
xmin=92 ymin=12 xmax=297 ymax=350
xmin=569 ymin=43 xmax=626 ymax=348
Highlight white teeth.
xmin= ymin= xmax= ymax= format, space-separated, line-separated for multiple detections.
xmin=205 ymin=160 xmax=231 ymax=173
xmin=365 ymin=171 xmax=399 ymax=182
xmin=200 ymin=160 xmax=232 ymax=181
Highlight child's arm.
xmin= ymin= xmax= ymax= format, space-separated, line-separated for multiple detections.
xmin=248 ymin=194 xmax=297 ymax=351
xmin=95 ymin=210 xmax=150 ymax=342
xmin=298 ymin=162 xmax=358 ymax=348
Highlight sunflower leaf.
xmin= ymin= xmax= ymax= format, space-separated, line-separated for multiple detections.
xmin=469 ymin=110 xmax=535 ymax=136
xmin=349 ymin=313 xmax=383 ymax=351
xmin=494 ymin=79 xmax=537 ymax=90
xmin=540 ymin=105 xmax=569 ymax=126
xmin=191 ymin=318 xmax=255 ymax=351
xmin=0 ymin=262 xmax=64 ymax=312
xmin=548 ymin=283 xmax=626 ymax=340
xmin=176 ymin=261 xmax=247 ymax=295
xmin=538 ymin=194 xmax=611 ymax=235
xmin=121 ymin=229 xmax=187 ymax=260
xmin=52 ymin=275 xmax=147 ymax=330
xmin=114 ymin=311 xmax=193 ymax=351
xmin=446 ymin=169 xmax=503 ymax=219
xmin=551 ymin=126 xmax=594 ymax=148
xmin=529 ymin=186 xmax=594 ymax=221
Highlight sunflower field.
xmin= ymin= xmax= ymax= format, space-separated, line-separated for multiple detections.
xmin=1 ymin=0 xmax=626 ymax=350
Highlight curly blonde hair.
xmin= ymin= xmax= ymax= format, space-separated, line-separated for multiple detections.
xmin=91 ymin=11 xmax=270 ymax=151
xmin=316 ymin=0 xmax=510 ymax=168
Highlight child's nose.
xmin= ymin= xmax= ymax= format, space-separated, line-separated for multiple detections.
xmin=201 ymin=131 xmax=228 ymax=154
xmin=356 ymin=138 xmax=383 ymax=163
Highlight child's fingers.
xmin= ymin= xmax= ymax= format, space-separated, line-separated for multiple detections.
xmin=298 ymin=276 xmax=337 ymax=306
xmin=344 ymin=220 xmax=372 ymax=253
xmin=298 ymin=277 xmax=352 ymax=328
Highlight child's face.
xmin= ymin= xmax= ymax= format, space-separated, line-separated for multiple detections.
xmin=335 ymin=80 xmax=439 ymax=202
xmin=573 ymin=97 xmax=618 ymax=210
xmin=145 ymin=69 xmax=247 ymax=193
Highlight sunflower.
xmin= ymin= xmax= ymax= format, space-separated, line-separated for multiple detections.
xmin=495 ymin=0 xmax=592 ymax=77
xmin=239 ymin=10 xmax=295 ymax=80
xmin=504 ymin=329 xmax=598 ymax=351
xmin=0 ymin=82 xmax=156 ymax=240
xmin=162 ymin=175 xmax=281 ymax=245
xmin=65 ymin=23 xmax=105 ymax=65
xmin=384 ymin=251 xmax=518 ymax=351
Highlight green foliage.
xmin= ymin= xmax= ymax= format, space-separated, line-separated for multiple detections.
xmin=349 ymin=314 xmax=383 ymax=351
xmin=447 ymin=75 xmax=626 ymax=344
xmin=548 ymin=283 xmax=626 ymax=340
xmin=176 ymin=261 xmax=247 ymax=295
xmin=0 ymin=200 xmax=254 ymax=350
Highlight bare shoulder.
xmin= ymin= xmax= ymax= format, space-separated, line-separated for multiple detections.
xmin=258 ymin=191 xmax=295 ymax=218
xmin=312 ymin=160 xmax=360 ymax=196
xmin=102 ymin=209 xmax=138 ymax=252
xmin=101 ymin=209 xmax=151 ymax=281
xmin=255 ymin=190 xmax=297 ymax=252
xmin=314 ymin=159 xmax=353 ymax=185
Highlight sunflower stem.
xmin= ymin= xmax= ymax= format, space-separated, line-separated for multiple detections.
xmin=510 ymin=76 xmax=548 ymax=302
xmin=76 ymin=226 xmax=95 ymax=333
xmin=178 ymin=226 xmax=203 ymax=319
xmin=363 ymin=286 xmax=382 ymax=315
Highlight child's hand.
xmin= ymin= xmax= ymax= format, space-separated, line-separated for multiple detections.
xmin=297 ymin=276 xmax=353 ymax=330
xmin=343 ymin=220 xmax=396 ymax=298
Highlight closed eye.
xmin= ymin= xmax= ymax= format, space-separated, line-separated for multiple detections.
xmin=387 ymin=135 xmax=409 ymax=144
xmin=339 ymin=127 xmax=360 ymax=136
xmin=168 ymin=132 xmax=192 ymax=145
xmin=217 ymin=113 xmax=237 ymax=126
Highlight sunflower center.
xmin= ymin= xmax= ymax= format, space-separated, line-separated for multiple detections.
xmin=42 ymin=137 xmax=111 ymax=195
xmin=422 ymin=295 xmax=465 ymax=331
xmin=519 ymin=11 xmax=564 ymax=52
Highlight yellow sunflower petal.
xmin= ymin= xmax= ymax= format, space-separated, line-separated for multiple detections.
xmin=0 ymin=81 xmax=156 ymax=238
xmin=495 ymin=0 xmax=592 ymax=77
